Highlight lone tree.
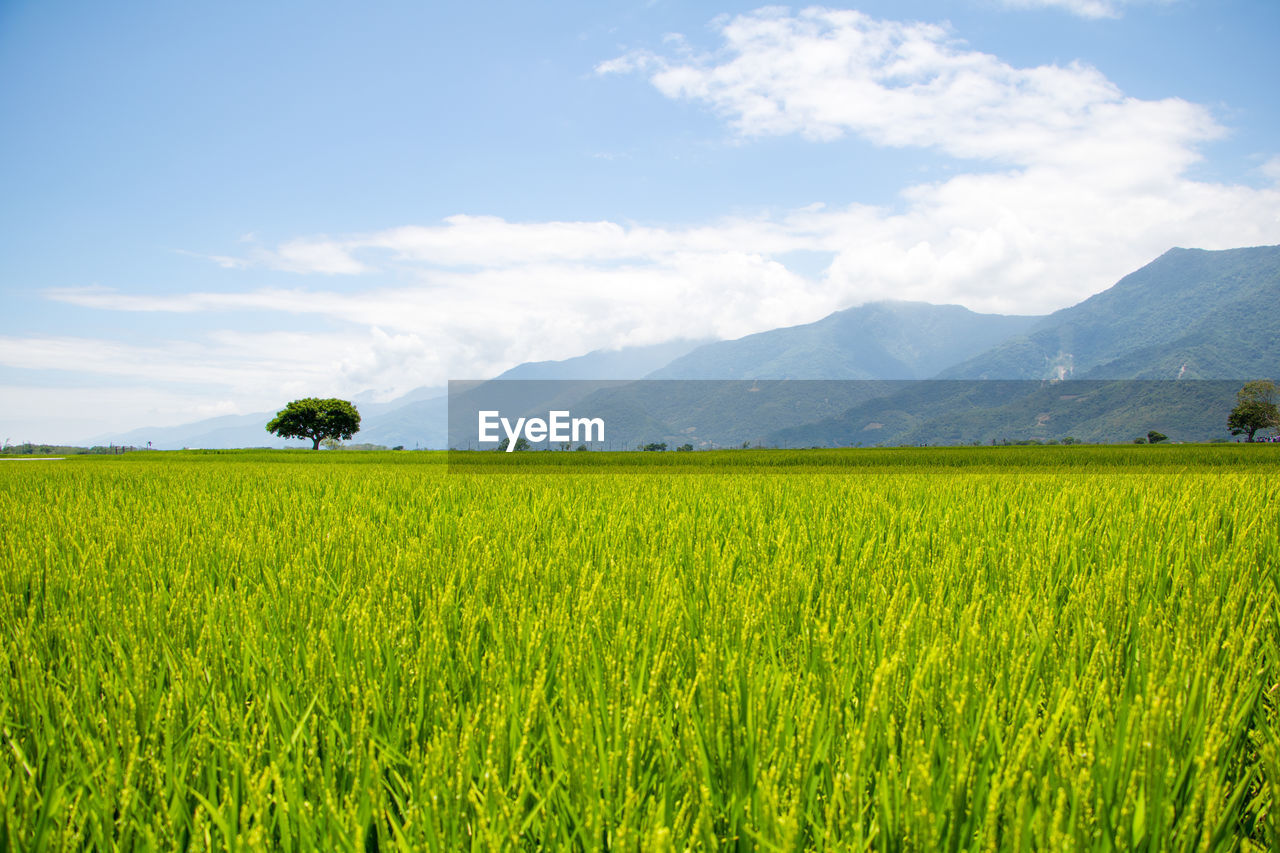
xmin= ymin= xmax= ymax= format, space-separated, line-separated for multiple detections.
xmin=1227 ymin=380 xmax=1279 ymax=442
xmin=266 ymin=398 xmax=361 ymax=450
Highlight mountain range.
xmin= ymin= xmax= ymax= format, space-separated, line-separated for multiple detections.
xmin=90 ymin=245 xmax=1280 ymax=449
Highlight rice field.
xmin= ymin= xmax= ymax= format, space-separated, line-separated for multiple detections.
xmin=1 ymin=446 xmax=1278 ymax=850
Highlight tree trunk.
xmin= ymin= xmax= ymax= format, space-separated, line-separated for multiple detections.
xmin=312 ymin=437 xmax=321 ymax=450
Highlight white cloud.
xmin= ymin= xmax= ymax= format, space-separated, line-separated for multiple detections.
xmin=603 ymin=7 xmax=1218 ymax=173
xmin=586 ymin=5 xmax=1280 ymax=312
xmin=43 ymin=234 xmax=832 ymax=379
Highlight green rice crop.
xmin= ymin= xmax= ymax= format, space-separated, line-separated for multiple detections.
xmin=1 ymin=447 xmax=1278 ymax=850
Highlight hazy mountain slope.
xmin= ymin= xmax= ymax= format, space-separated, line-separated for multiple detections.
xmin=85 ymin=412 xmax=289 ymax=450
xmin=353 ymin=396 xmax=447 ymax=449
xmin=942 ymin=245 xmax=1280 ymax=379
xmin=82 ymin=342 xmax=703 ymax=449
xmin=352 ymin=385 xmax=445 ymax=417
xmin=647 ymin=302 xmax=1041 ymax=379
xmin=497 ymin=339 xmax=708 ymax=379
xmin=87 ymin=389 xmax=449 ymax=450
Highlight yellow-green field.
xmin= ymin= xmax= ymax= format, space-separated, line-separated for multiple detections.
xmin=2 ymin=447 xmax=1278 ymax=850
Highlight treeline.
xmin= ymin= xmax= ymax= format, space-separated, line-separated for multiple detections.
xmin=0 ymin=443 xmax=148 ymax=456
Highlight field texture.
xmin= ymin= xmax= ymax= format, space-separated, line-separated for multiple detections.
xmin=2 ymin=447 xmax=1279 ymax=850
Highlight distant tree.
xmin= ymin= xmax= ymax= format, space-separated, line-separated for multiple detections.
xmin=676 ymin=443 xmax=694 ymax=452
xmin=496 ymin=436 xmax=531 ymax=452
xmin=1227 ymin=380 xmax=1279 ymax=442
xmin=266 ymin=398 xmax=361 ymax=450
xmin=575 ymin=444 xmax=589 ymax=451
xmin=1146 ymin=430 xmax=1168 ymax=444
xmin=642 ymin=442 xmax=668 ymax=452
xmin=1133 ymin=437 xmax=1147 ymax=444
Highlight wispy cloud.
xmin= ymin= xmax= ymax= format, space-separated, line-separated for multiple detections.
xmin=45 ymin=285 xmax=322 ymax=313
xmin=177 ymin=237 xmax=369 ymax=275
xmin=0 ymin=327 xmax=445 ymax=413
xmin=997 ymin=0 xmax=1174 ymax=19
xmin=272 ymin=238 xmax=369 ymax=274
xmin=0 ymin=384 xmax=249 ymax=444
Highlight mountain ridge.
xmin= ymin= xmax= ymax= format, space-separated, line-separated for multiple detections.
xmin=941 ymin=245 xmax=1280 ymax=380
xmin=497 ymin=339 xmax=708 ymax=380
xmin=648 ymin=301 xmax=1042 ymax=380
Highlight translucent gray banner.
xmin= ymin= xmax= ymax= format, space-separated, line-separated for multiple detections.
xmin=447 ymin=379 xmax=1257 ymax=457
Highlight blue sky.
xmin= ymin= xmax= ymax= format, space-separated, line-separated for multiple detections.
xmin=2 ymin=0 xmax=1278 ymax=442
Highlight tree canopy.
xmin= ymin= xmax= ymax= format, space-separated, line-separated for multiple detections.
xmin=266 ymin=398 xmax=361 ymax=450
xmin=1227 ymin=380 xmax=1278 ymax=442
